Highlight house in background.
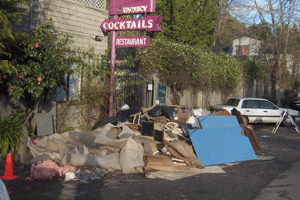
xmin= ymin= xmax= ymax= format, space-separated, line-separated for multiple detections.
xmin=231 ymin=34 xmax=262 ymax=56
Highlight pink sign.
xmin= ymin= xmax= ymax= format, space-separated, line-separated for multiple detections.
xmin=109 ymin=0 xmax=156 ymax=15
xmin=115 ymin=36 xmax=150 ymax=47
xmin=100 ymin=15 xmax=163 ymax=32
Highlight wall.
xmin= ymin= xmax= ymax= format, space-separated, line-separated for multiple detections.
xmin=150 ymin=77 xmax=279 ymax=110
xmin=14 ymin=0 xmax=108 ymax=55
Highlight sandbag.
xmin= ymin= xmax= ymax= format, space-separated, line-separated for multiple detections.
xmin=94 ymin=133 xmax=128 ymax=150
xmin=119 ymin=138 xmax=145 ymax=173
xmin=66 ymin=152 xmax=121 ymax=170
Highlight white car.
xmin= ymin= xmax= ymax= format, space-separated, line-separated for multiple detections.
xmin=210 ymin=97 xmax=300 ymax=126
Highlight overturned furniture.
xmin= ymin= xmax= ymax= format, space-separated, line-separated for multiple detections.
xmin=190 ymin=115 xmax=257 ymax=166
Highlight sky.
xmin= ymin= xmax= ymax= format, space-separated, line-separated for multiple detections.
xmin=229 ymin=0 xmax=300 ymax=27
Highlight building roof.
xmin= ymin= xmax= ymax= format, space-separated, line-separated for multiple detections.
xmin=231 ymin=34 xmax=262 ymax=41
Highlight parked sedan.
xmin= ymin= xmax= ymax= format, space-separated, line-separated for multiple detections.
xmin=285 ymin=97 xmax=300 ymax=111
xmin=210 ymin=97 xmax=300 ymax=126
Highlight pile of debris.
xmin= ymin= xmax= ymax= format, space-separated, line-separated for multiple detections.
xmin=25 ymin=103 xmax=261 ymax=181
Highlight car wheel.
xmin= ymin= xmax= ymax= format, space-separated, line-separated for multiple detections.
xmin=242 ymin=116 xmax=249 ymax=125
xmin=282 ymin=116 xmax=293 ymax=126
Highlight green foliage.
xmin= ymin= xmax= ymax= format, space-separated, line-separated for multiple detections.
xmin=0 ymin=0 xmax=26 ymax=76
xmin=58 ymin=125 xmax=74 ymax=133
xmin=0 ymin=113 xmax=25 ymax=160
xmin=138 ymin=39 xmax=242 ymax=103
xmin=153 ymin=0 xmax=217 ymax=48
xmin=0 ymin=0 xmax=26 ymax=25
xmin=242 ymin=60 xmax=267 ymax=82
xmin=80 ymin=125 xmax=92 ymax=132
xmin=3 ymin=20 xmax=75 ymax=101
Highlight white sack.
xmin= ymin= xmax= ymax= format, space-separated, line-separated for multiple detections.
xmin=192 ymin=108 xmax=210 ymax=117
xmin=187 ymin=116 xmax=200 ymax=128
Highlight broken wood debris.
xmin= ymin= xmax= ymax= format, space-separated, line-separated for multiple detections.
xmin=26 ymin=104 xmax=262 ymax=181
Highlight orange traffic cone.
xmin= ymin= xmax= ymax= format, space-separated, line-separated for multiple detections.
xmin=0 ymin=153 xmax=18 ymax=180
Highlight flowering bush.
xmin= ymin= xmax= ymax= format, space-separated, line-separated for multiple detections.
xmin=0 ymin=20 xmax=109 ymax=133
xmin=2 ymin=20 xmax=75 ymax=101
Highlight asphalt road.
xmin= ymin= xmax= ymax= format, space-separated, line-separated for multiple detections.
xmin=7 ymin=123 xmax=300 ymax=200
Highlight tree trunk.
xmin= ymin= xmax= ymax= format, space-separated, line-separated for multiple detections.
xmin=170 ymin=85 xmax=180 ymax=105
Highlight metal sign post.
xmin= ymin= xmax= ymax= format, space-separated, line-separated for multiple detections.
xmin=109 ymin=15 xmax=118 ymax=117
xmin=101 ymin=0 xmax=162 ymax=117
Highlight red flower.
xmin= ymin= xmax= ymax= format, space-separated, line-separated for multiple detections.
xmin=6 ymin=82 xmax=9 ymax=86
xmin=37 ymin=77 xmax=42 ymax=81
xmin=38 ymin=82 xmax=41 ymax=85
xmin=12 ymin=86 xmax=15 ymax=89
xmin=19 ymin=75 xmax=23 ymax=78
xmin=2 ymin=75 xmax=7 ymax=79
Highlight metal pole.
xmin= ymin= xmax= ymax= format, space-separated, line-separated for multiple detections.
xmin=109 ymin=15 xmax=118 ymax=117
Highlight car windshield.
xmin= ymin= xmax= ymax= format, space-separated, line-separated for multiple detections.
xmin=225 ymin=99 xmax=240 ymax=106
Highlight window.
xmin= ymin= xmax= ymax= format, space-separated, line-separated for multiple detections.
xmin=242 ymin=100 xmax=260 ymax=108
xmin=226 ymin=98 xmax=240 ymax=106
xmin=236 ymin=45 xmax=249 ymax=55
xmin=56 ymin=64 xmax=81 ymax=102
xmin=259 ymin=100 xmax=278 ymax=109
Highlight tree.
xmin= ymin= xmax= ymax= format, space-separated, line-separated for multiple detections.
xmin=248 ymin=20 xmax=272 ymax=42
xmin=152 ymin=0 xmax=218 ymax=48
xmin=0 ymin=0 xmax=26 ymax=77
xmin=214 ymin=0 xmax=248 ymax=52
xmin=233 ymin=0 xmax=300 ymax=105
xmin=288 ymin=25 xmax=300 ymax=91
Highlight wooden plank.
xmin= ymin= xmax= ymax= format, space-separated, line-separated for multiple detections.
xmin=163 ymin=139 xmax=204 ymax=168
